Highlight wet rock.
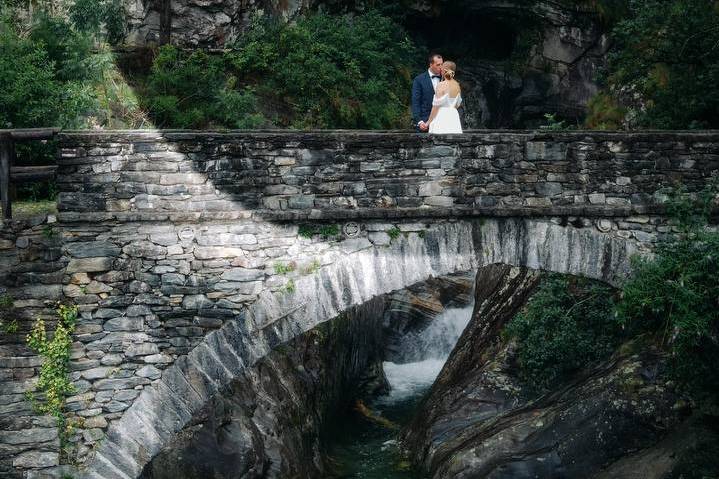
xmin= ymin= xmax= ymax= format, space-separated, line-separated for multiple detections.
xmin=383 ymin=272 xmax=474 ymax=363
xmin=403 ymin=264 xmax=690 ymax=479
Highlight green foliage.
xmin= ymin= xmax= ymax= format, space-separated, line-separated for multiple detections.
xmin=26 ymin=304 xmax=79 ymax=436
xmin=0 ymin=294 xmax=13 ymax=309
xmin=0 ymin=294 xmax=17 ymax=334
xmin=227 ymin=11 xmax=418 ymax=128
xmin=0 ymin=11 xmax=117 ymax=130
xmin=300 ymin=259 xmax=321 ymax=275
xmin=298 ymin=223 xmax=341 ymax=239
xmin=539 ymin=113 xmax=570 ymax=131
xmin=143 ymin=45 xmax=265 ymax=129
xmin=617 ymin=186 xmax=719 ymax=402
xmin=585 ymin=92 xmax=627 ymax=130
xmin=69 ymin=0 xmax=126 ymax=45
xmin=319 ymin=224 xmax=341 ymax=238
xmin=3 ymin=319 xmax=19 ymax=334
xmin=386 ymin=227 xmax=401 ymax=240
xmin=298 ymin=224 xmax=316 ymax=239
xmin=0 ymin=21 xmax=77 ymax=129
xmin=504 ymin=275 xmax=621 ymax=390
xmin=0 ymin=0 xmax=141 ymax=135
xmin=16 ymin=179 xmax=58 ymax=202
xmin=274 ymin=261 xmax=297 ymax=275
xmin=283 ymin=278 xmax=296 ymax=294
xmin=42 ymin=225 xmax=57 ymax=238
xmin=663 ymin=182 xmax=718 ymax=234
xmin=601 ymin=0 xmax=719 ymax=128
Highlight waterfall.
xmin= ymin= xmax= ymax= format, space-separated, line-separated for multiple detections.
xmin=378 ymin=306 xmax=473 ymax=404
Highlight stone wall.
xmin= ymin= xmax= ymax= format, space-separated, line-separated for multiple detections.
xmin=1 ymin=129 xmax=717 ymax=478
xmin=56 ymin=130 xmax=718 ymax=222
xmin=0 ymin=216 xmax=66 ymax=478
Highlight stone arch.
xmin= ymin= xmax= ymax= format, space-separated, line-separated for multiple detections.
xmin=79 ymin=217 xmax=638 ymax=478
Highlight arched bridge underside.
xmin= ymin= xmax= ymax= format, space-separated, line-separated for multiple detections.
xmin=84 ymin=217 xmax=636 ymax=479
xmin=2 ymin=130 xmax=717 ymax=478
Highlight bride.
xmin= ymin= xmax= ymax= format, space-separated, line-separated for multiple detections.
xmin=427 ymin=61 xmax=463 ymax=134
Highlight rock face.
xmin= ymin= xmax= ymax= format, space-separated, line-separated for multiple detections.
xmin=382 ymin=272 xmax=474 ymax=363
xmin=403 ymin=264 xmax=692 ymax=479
xmin=140 ymin=297 xmax=388 ymax=479
xmin=401 ymin=0 xmax=608 ymax=128
xmin=119 ymin=0 xmax=607 ymax=127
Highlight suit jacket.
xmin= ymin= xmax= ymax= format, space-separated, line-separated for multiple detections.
xmin=411 ymin=71 xmax=435 ymax=127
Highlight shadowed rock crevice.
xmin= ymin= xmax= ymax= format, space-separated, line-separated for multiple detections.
xmin=139 ymin=297 xmax=389 ymax=479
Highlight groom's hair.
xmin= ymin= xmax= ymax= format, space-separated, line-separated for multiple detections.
xmin=428 ymin=52 xmax=443 ymax=65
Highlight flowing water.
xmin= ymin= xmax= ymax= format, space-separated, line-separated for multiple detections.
xmin=326 ymin=306 xmax=473 ymax=478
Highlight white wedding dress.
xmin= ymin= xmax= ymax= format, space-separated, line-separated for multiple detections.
xmin=429 ymin=93 xmax=463 ymax=134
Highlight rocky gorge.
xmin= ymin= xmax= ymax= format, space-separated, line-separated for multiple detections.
xmin=402 ymin=264 xmax=719 ymax=479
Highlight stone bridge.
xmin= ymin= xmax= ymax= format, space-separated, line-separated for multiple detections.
xmin=1 ymin=130 xmax=717 ymax=478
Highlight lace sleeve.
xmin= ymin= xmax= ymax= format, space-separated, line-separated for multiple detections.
xmin=432 ymin=93 xmax=448 ymax=106
xmin=456 ymin=94 xmax=463 ymax=108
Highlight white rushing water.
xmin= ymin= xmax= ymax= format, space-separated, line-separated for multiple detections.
xmin=378 ymin=305 xmax=473 ymax=405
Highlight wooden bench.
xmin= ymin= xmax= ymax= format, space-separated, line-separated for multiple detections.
xmin=0 ymin=128 xmax=60 ymax=219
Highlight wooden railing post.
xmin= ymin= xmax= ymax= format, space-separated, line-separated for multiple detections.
xmin=0 ymin=128 xmax=60 ymax=219
xmin=0 ymin=133 xmax=13 ymax=220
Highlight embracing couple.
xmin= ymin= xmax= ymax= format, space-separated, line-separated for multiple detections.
xmin=411 ymin=53 xmax=463 ymax=134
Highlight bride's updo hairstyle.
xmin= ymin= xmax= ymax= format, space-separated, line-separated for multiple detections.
xmin=442 ymin=61 xmax=457 ymax=80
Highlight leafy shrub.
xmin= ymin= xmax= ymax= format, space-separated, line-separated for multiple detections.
xmin=387 ymin=227 xmax=401 ymax=240
xmin=617 ymin=186 xmax=719 ymax=402
xmin=504 ymin=274 xmax=621 ymax=390
xmin=0 ymin=21 xmax=75 ymax=128
xmin=298 ymin=223 xmax=341 ymax=239
xmin=539 ymin=113 xmax=570 ymax=131
xmin=26 ymin=304 xmax=79 ymax=440
xmin=69 ymin=0 xmax=126 ymax=45
xmin=274 ymin=261 xmax=297 ymax=275
xmin=143 ymin=45 xmax=265 ymax=129
xmin=600 ymin=0 xmax=719 ymax=128
xmin=585 ymin=92 xmax=626 ymax=130
xmin=0 ymin=10 xmax=120 ymax=130
xmin=226 ymin=11 xmax=418 ymax=129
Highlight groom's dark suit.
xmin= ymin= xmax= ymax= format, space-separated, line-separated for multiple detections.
xmin=411 ymin=71 xmax=437 ymax=131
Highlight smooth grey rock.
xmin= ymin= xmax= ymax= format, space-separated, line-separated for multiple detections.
xmin=125 ymin=343 xmax=159 ymax=357
xmin=535 ymin=182 xmax=563 ymax=196
xmin=66 ymin=257 xmax=114 ymax=273
xmin=0 ymin=428 xmax=57 ymax=445
xmin=136 ymin=365 xmax=162 ymax=379
xmin=220 ymin=269 xmax=264 ymax=282
xmin=104 ymin=317 xmax=144 ymax=332
xmin=66 ymin=241 xmax=121 ymax=258
xmin=13 ymin=451 xmax=59 ymax=468
xmin=93 ymin=377 xmax=149 ymax=390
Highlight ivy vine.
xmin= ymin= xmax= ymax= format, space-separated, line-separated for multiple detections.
xmin=26 ymin=304 xmax=78 ymax=442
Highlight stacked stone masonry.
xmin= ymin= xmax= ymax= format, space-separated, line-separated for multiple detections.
xmin=0 ymin=130 xmax=717 ymax=478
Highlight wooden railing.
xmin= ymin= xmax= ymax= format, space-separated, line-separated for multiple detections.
xmin=0 ymin=128 xmax=59 ymax=219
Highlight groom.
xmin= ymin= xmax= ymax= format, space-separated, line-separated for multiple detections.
xmin=411 ymin=53 xmax=443 ymax=132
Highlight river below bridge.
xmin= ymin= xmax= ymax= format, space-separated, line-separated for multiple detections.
xmin=326 ymin=306 xmax=473 ymax=479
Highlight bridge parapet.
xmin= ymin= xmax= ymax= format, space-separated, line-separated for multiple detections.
xmin=56 ymin=130 xmax=719 ymax=223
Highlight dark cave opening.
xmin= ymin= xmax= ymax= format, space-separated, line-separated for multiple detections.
xmin=404 ymin=10 xmax=519 ymax=62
